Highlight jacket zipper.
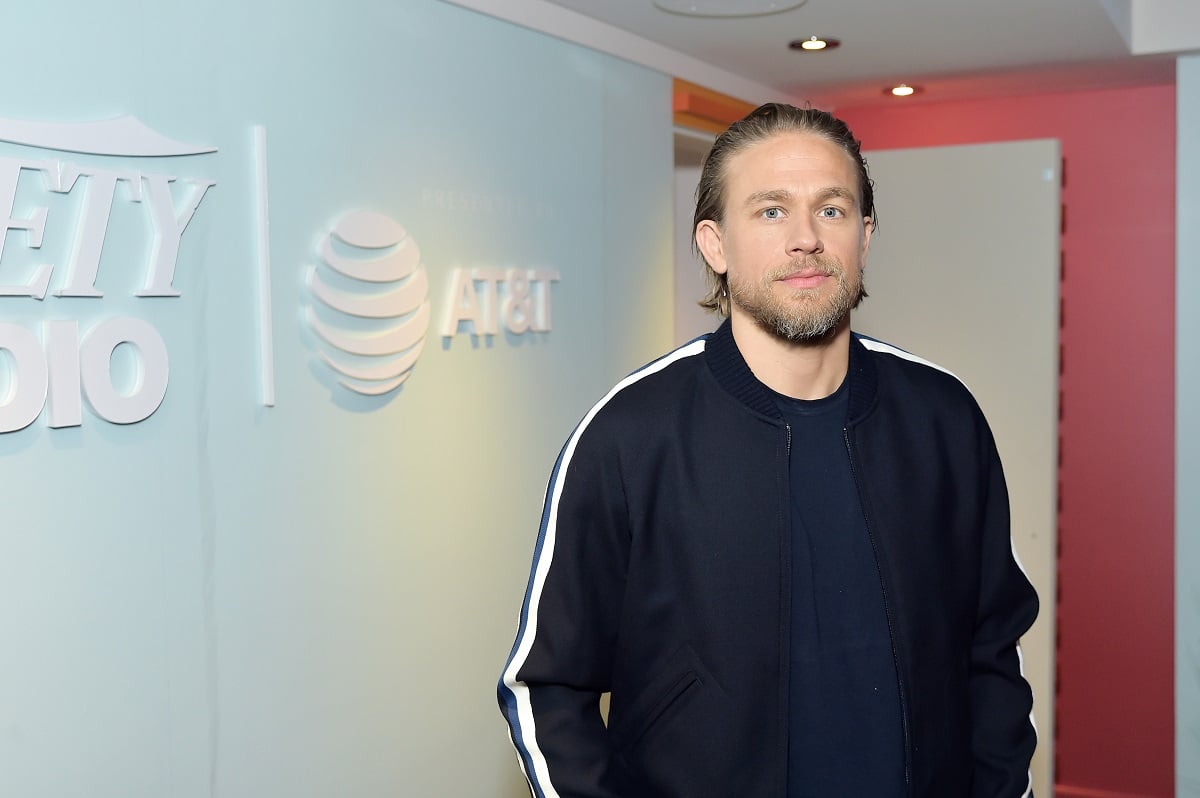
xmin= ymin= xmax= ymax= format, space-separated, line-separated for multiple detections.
xmin=843 ymin=427 xmax=914 ymax=793
xmin=782 ymin=420 xmax=792 ymax=798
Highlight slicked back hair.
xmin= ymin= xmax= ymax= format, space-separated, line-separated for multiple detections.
xmin=693 ymin=103 xmax=876 ymax=316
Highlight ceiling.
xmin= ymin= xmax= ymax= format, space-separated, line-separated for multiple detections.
xmin=537 ymin=0 xmax=1179 ymax=109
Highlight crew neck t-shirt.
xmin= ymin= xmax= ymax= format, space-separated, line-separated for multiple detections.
xmin=773 ymin=378 xmax=905 ymax=797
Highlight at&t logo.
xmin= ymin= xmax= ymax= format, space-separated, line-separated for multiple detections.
xmin=305 ymin=210 xmax=431 ymax=396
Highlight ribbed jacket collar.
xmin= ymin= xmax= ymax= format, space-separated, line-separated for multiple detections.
xmin=703 ymin=318 xmax=879 ymax=426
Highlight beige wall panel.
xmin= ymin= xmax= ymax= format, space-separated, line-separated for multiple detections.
xmin=856 ymin=140 xmax=1060 ymax=798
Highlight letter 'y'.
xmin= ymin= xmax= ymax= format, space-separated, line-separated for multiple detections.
xmin=138 ymin=173 xmax=215 ymax=297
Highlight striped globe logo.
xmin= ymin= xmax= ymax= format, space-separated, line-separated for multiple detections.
xmin=305 ymin=210 xmax=430 ymax=396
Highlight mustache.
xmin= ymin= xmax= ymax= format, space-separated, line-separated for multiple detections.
xmin=768 ymin=255 xmax=843 ymax=280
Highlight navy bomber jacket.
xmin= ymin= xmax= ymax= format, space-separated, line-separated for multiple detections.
xmin=499 ymin=319 xmax=1038 ymax=798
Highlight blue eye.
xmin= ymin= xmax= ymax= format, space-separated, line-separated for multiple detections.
xmin=819 ymin=206 xmax=844 ymax=218
xmin=762 ymin=207 xmax=782 ymax=220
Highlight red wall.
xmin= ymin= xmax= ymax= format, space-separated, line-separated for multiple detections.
xmin=837 ymin=84 xmax=1176 ymax=798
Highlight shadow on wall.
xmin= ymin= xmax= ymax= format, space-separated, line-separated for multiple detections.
xmin=500 ymin=782 xmax=532 ymax=798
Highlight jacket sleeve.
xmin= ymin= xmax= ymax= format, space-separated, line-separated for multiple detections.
xmin=497 ymin=410 xmax=631 ymax=798
xmin=970 ymin=425 xmax=1040 ymax=797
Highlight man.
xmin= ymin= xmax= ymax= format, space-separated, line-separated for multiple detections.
xmin=499 ymin=103 xmax=1038 ymax=797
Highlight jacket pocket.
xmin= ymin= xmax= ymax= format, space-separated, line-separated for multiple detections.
xmin=613 ymin=644 xmax=713 ymax=753
xmin=623 ymin=668 xmax=701 ymax=750
xmin=609 ymin=649 xmax=739 ymax=797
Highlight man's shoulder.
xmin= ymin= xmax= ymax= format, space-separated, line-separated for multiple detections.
xmin=561 ymin=336 xmax=715 ymax=460
xmin=854 ymin=333 xmax=962 ymax=380
xmin=852 ymin=332 xmax=981 ymax=410
xmin=597 ymin=336 xmax=711 ymax=413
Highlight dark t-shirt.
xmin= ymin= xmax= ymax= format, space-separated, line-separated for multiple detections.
xmin=774 ymin=378 xmax=905 ymax=797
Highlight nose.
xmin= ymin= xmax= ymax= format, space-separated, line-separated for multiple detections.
xmin=787 ymin=216 xmax=823 ymax=256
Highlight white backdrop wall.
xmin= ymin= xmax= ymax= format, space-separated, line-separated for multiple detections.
xmin=0 ymin=3 xmax=673 ymax=796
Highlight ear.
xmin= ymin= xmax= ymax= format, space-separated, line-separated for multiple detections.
xmin=860 ymin=217 xmax=874 ymax=263
xmin=695 ymin=220 xmax=727 ymax=275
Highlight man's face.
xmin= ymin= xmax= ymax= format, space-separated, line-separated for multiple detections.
xmin=696 ymin=131 xmax=873 ymax=343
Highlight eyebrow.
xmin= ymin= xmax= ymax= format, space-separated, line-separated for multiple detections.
xmin=815 ymin=186 xmax=858 ymax=206
xmin=743 ymin=189 xmax=793 ymax=207
xmin=743 ymin=186 xmax=859 ymax=208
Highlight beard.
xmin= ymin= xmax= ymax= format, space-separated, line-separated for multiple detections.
xmin=728 ymin=254 xmax=866 ymax=344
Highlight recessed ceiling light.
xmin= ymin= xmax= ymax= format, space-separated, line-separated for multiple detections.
xmin=653 ymin=0 xmax=807 ymax=17
xmin=887 ymin=83 xmax=921 ymax=97
xmin=789 ymin=36 xmax=840 ymax=51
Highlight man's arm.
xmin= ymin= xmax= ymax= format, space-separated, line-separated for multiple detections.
xmin=498 ymin=418 xmax=630 ymax=798
xmin=970 ymin=430 xmax=1040 ymax=797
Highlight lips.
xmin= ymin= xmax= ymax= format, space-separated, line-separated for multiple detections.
xmin=774 ymin=256 xmax=840 ymax=284
xmin=779 ymin=267 xmax=831 ymax=280
xmin=778 ymin=273 xmax=831 ymax=290
xmin=775 ymin=261 xmax=837 ymax=290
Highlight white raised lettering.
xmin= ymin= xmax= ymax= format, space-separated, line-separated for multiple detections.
xmin=501 ymin=268 xmax=532 ymax=335
xmin=0 ymin=156 xmax=53 ymax=299
xmin=44 ymin=320 xmax=81 ymax=428
xmin=53 ymin=164 xmax=136 ymax=298
xmin=471 ymin=267 xmax=503 ymax=335
xmin=441 ymin=268 xmax=481 ymax=337
xmin=138 ymin=174 xmax=215 ymax=296
xmin=80 ymin=317 xmax=169 ymax=425
xmin=529 ymin=270 xmax=560 ymax=332
xmin=0 ymin=322 xmax=48 ymax=433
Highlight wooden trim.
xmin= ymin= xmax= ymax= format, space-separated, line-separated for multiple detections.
xmin=672 ymin=78 xmax=756 ymax=135
xmin=1055 ymin=785 xmax=1159 ymax=798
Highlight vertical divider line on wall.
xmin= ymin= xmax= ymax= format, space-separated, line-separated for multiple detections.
xmin=1053 ymin=156 xmax=1067 ymax=789
xmin=253 ymin=124 xmax=276 ymax=407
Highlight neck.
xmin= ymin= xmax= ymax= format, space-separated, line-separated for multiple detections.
xmin=729 ymin=311 xmax=851 ymax=400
